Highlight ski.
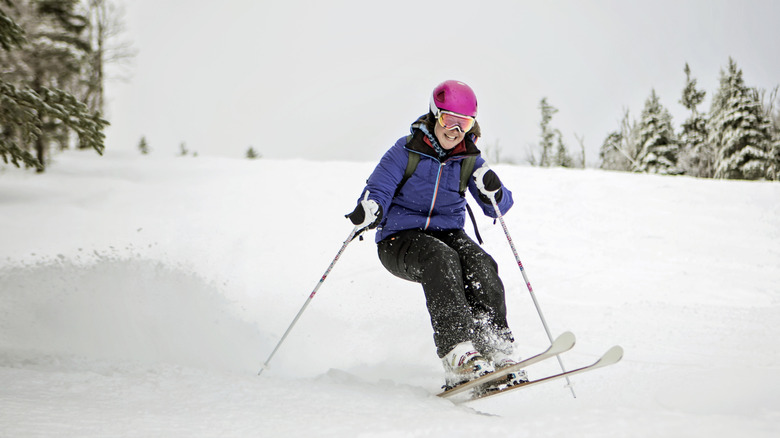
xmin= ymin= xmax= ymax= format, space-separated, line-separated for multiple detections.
xmin=464 ymin=344 xmax=624 ymax=402
xmin=437 ymin=331 xmax=576 ymax=399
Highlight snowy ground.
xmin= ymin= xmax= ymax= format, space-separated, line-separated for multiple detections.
xmin=1 ymin=150 xmax=778 ymax=437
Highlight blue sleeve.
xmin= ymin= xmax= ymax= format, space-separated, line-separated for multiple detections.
xmin=357 ymin=137 xmax=408 ymax=214
xmin=466 ymin=156 xmax=514 ymax=218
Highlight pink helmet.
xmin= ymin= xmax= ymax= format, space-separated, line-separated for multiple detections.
xmin=429 ymin=80 xmax=478 ymax=118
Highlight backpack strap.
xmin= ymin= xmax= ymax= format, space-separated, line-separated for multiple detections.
xmin=458 ymin=155 xmax=483 ymax=245
xmin=465 ymin=203 xmax=484 ymax=245
xmin=395 ymin=152 xmax=476 ymax=199
xmin=394 ymin=141 xmax=420 ymax=198
xmin=458 ymin=155 xmax=477 ymax=196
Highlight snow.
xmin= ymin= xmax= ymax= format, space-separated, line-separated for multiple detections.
xmin=1 ymin=150 xmax=779 ymax=437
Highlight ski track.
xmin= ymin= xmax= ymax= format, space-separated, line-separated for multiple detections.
xmin=1 ymin=151 xmax=778 ymax=437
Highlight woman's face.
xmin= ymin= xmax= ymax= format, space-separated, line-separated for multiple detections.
xmin=434 ymin=121 xmax=466 ymax=150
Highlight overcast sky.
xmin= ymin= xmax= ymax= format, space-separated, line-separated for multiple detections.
xmin=104 ymin=0 xmax=780 ymax=165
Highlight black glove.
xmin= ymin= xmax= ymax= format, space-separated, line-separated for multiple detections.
xmin=473 ymin=166 xmax=503 ymax=204
xmin=345 ymin=199 xmax=383 ymax=229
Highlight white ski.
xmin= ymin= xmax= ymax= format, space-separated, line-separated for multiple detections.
xmin=437 ymin=331 xmax=576 ymax=399
xmin=464 ymin=345 xmax=624 ymax=403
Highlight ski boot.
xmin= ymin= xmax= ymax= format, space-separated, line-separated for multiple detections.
xmin=488 ymin=351 xmax=529 ymax=387
xmin=441 ymin=341 xmax=495 ymax=390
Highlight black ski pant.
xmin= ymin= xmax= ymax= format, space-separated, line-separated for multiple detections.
xmin=377 ymin=228 xmax=514 ymax=358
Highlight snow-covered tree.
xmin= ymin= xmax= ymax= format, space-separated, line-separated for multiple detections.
xmin=574 ymin=134 xmax=586 ymax=168
xmin=770 ymin=113 xmax=780 ymax=180
xmin=678 ymin=63 xmax=712 ymax=177
xmin=538 ymin=97 xmax=559 ymax=167
xmin=536 ymin=98 xmax=573 ymax=167
xmin=0 ymin=1 xmax=26 ymax=50
xmin=78 ymin=0 xmax=135 ymax=116
xmin=708 ymin=58 xmax=772 ymax=180
xmin=599 ymin=109 xmax=639 ymax=172
xmin=554 ymin=129 xmax=574 ymax=168
xmin=0 ymin=1 xmax=107 ymax=171
xmin=599 ymin=131 xmax=630 ymax=170
xmin=770 ymin=140 xmax=780 ymax=181
xmin=599 ymin=131 xmax=623 ymax=171
xmin=635 ymin=89 xmax=680 ymax=174
xmin=760 ymin=88 xmax=780 ymax=181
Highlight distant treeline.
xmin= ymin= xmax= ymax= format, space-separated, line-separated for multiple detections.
xmin=599 ymin=59 xmax=779 ymax=181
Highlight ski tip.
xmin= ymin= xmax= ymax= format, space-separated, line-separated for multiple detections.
xmin=553 ymin=331 xmax=576 ymax=351
xmin=601 ymin=345 xmax=624 ymax=364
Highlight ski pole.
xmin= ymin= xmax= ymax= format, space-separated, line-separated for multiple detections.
xmin=488 ymin=194 xmax=577 ymax=398
xmin=258 ymin=223 xmax=363 ymax=375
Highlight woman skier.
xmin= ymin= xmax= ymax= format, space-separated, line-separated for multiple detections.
xmin=346 ymin=80 xmax=526 ymax=389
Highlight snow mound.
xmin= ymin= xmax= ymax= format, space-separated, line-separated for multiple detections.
xmin=0 ymin=255 xmax=264 ymax=374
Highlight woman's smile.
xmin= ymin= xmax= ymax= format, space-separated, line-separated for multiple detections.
xmin=434 ymin=122 xmax=465 ymax=150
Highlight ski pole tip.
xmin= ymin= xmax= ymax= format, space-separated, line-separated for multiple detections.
xmin=257 ymin=363 xmax=270 ymax=376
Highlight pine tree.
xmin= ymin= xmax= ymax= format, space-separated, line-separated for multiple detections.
xmin=18 ymin=0 xmax=91 ymax=165
xmin=554 ymin=129 xmax=574 ymax=167
xmin=246 ymin=146 xmax=260 ymax=159
xmin=0 ymin=1 xmax=26 ymax=50
xmin=635 ymin=89 xmax=679 ymax=174
xmin=0 ymin=1 xmax=107 ymax=171
xmin=771 ymin=110 xmax=780 ymax=180
xmin=538 ymin=97 xmax=557 ymax=167
xmin=770 ymin=141 xmax=780 ymax=181
xmin=708 ymin=58 xmax=772 ymax=180
xmin=138 ymin=136 xmax=149 ymax=154
xmin=599 ymin=131 xmax=623 ymax=171
xmin=0 ymin=3 xmax=36 ymax=168
xmin=770 ymin=138 xmax=780 ymax=181
xmin=759 ymin=88 xmax=780 ymax=181
xmin=599 ymin=109 xmax=639 ymax=171
xmin=574 ymin=134 xmax=586 ymax=168
xmin=678 ymin=63 xmax=712 ymax=177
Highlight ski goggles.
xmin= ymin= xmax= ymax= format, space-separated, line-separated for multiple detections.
xmin=436 ymin=111 xmax=476 ymax=133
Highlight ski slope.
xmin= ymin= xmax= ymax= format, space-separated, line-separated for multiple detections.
xmin=1 ymin=150 xmax=778 ymax=437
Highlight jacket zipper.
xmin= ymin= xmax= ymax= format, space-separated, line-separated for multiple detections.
xmin=424 ymin=162 xmax=445 ymax=229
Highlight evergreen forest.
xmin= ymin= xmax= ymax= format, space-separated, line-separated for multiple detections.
xmin=599 ymin=59 xmax=779 ymax=181
xmin=0 ymin=0 xmax=130 ymax=172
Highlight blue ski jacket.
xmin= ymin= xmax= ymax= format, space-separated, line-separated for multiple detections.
xmin=359 ymin=116 xmax=514 ymax=243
